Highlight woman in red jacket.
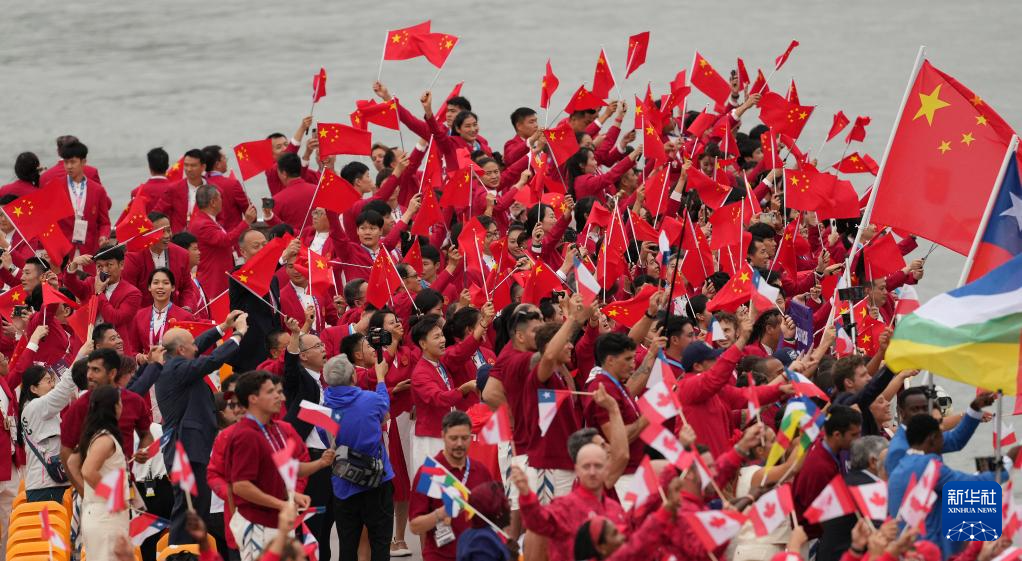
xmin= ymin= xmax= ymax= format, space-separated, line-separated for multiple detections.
xmin=567 ymin=147 xmax=640 ymax=201
xmin=125 ymin=267 xmax=195 ymax=357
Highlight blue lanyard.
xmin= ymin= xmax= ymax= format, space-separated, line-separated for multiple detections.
xmin=433 ymin=361 xmax=451 ymax=390
xmin=459 ymin=458 xmax=471 ymax=484
xmin=661 ymin=352 xmax=685 ymax=372
xmin=245 ymin=414 xmax=284 ymax=452
xmin=597 ymin=371 xmax=637 ymax=415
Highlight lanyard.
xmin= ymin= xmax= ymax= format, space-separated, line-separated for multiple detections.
xmin=597 ymin=371 xmax=638 ymax=416
xmin=661 ymin=353 xmax=685 ymax=373
xmin=428 ymin=360 xmax=451 ymax=390
xmin=67 ymin=176 xmax=87 ymax=217
xmin=458 ymin=458 xmax=471 ymax=484
xmin=246 ymin=414 xmax=284 ymax=452
xmin=149 ymin=304 xmax=171 ymax=346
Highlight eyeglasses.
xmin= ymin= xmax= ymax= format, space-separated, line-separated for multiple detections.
xmin=226 ymin=401 xmax=241 ymax=409
xmin=299 ymin=342 xmax=325 ymax=352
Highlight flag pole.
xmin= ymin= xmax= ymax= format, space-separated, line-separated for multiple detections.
xmin=601 ymin=45 xmax=625 ymax=102
xmin=299 ymin=170 xmax=327 ymax=234
xmin=376 ymin=33 xmax=387 ymax=82
xmin=958 ymin=135 xmax=1019 ymax=287
xmin=842 ymin=46 xmax=927 ymax=290
xmin=996 ymin=390 xmax=1004 ymax=483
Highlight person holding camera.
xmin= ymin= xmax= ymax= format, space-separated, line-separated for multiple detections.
xmin=322 ymin=352 xmax=394 ymax=561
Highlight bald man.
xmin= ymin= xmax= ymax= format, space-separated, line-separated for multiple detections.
xmin=156 ymin=310 xmax=248 ymax=544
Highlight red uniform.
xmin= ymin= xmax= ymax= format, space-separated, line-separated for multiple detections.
xmin=121 ymin=244 xmax=200 ymax=309
xmin=409 ymin=452 xmax=494 ymax=560
xmin=124 ymin=304 xmax=196 ymax=356
xmin=59 ymin=176 xmax=112 ymax=256
xmin=154 ymin=179 xmax=201 ymax=233
xmin=205 ymin=172 xmax=251 ymax=232
xmin=583 ymin=371 xmax=643 ymax=473
xmin=39 ymin=160 xmax=100 ymax=186
xmin=0 ymin=179 xmax=38 ymax=199
xmin=272 ymin=177 xmax=319 ymax=231
xmin=524 ymin=368 xmax=582 ymax=470
xmin=191 ymin=210 xmax=249 ymax=300
xmin=60 ymin=388 xmax=151 ymax=458
xmin=61 ymin=272 xmax=142 ymax=340
xmin=519 ymin=484 xmax=626 ymax=561
xmin=411 ymin=336 xmax=483 ymax=438
xmin=277 ymin=282 xmax=336 ymax=334
xmin=487 ymin=345 xmax=535 ymax=453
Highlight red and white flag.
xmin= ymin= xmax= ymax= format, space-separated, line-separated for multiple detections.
xmin=748 ymin=484 xmax=794 ymax=537
xmin=898 ymin=459 xmax=941 ymax=531
xmin=804 ymin=474 xmax=856 ymax=524
xmin=677 ymin=448 xmax=714 ymax=490
xmin=94 ymin=467 xmax=127 ymax=513
xmin=297 ymin=400 xmax=340 ymax=439
xmin=170 ymin=442 xmax=197 ymax=496
xmin=637 ymin=378 xmax=680 ymax=425
xmin=480 ymin=404 xmax=512 ymax=444
xmin=537 ymin=389 xmax=571 ymax=437
xmin=273 ymin=438 xmax=300 ymax=492
xmin=623 ymin=455 xmax=660 ymax=510
xmin=683 ymin=510 xmax=747 ymax=552
xmin=994 ymin=417 xmax=1018 ymax=448
xmin=40 ymin=506 xmax=67 ymax=550
xmin=745 ymin=372 xmax=761 ymax=422
xmin=849 ymin=480 xmax=888 ymax=521
xmin=573 ymin=257 xmax=601 ymax=307
xmin=640 ymin=423 xmax=684 ymax=464
xmin=129 ymin=512 xmax=171 ymax=546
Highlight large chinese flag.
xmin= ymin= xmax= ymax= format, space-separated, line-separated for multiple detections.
xmin=870 ymin=60 xmax=1014 ymax=255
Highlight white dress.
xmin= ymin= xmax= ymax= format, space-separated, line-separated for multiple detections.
xmin=81 ymin=431 xmax=129 ymax=561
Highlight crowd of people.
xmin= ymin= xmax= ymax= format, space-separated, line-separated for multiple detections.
xmin=0 ymin=52 xmax=1015 ymax=561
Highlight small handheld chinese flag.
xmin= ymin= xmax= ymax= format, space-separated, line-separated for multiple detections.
xmin=312 ymin=68 xmax=327 ymax=103
xmin=625 ymin=31 xmax=650 ymax=78
xmin=540 ymin=59 xmax=559 ymax=110
xmin=233 ymin=139 xmax=276 ymax=181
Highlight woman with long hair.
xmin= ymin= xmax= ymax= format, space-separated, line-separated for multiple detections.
xmin=19 ymin=348 xmax=79 ymax=502
xmin=73 ymin=385 xmax=129 ymax=560
xmin=125 ymin=267 xmax=195 ymax=356
xmin=0 ymin=151 xmax=42 ymax=198
xmin=566 ymin=146 xmax=639 ymax=200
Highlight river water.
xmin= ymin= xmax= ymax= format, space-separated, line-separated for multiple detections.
xmin=3 ymin=0 xmax=1021 ymax=481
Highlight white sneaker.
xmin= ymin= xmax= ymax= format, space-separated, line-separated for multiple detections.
xmin=390 ymin=540 xmax=412 ymax=557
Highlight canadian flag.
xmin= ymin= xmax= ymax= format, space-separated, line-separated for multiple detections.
xmin=637 ymin=379 xmax=680 ymax=425
xmin=677 ymin=448 xmax=713 ymax=490
xmin=748 ymin=484 xmax=794 ymax=537
xmin=537 ymin=389 xmax=571 ymax=437
xmin=623 ymin=455 xmax=660 ymax=509
xmin=480 ymin=404 xmax=512 ymax=444
xmin=897 ymin=459 xmax=940 ymax=531
xmin=804 ymin=474 xmax=856 ymax=524
xmin=683 ymin=510 xmax=747 ymax=552
xmin=745 ymin=372 xmax=761 ymax=421
xmin=170 ymin=442 xmax=197 ymax=496
xmin=849 ymin=481 xmax=888 ymax=521
xmin=273 ymin=438 xmax=300 ymax=492
xmin=94 ymin=467 xmax=127 ymax=513
xmin=640 ymin=423 xmax=684 ymax=464
xmin=40 ymin=506 xmax=67 ymax=551
xmin=646 ymin=352 xmax=668 ymax=388
xmin=993 ymin=416 xmax=1018 ymax=448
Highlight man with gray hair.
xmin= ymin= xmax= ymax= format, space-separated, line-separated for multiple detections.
xmin=322 ymin=354 xmax=395 ymax=561
xmin=190 ymin=180 xmax=257 ymax=299
xmin=817 ymin=435 xmax=889 ymax=561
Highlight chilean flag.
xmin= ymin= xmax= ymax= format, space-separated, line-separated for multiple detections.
xmin=573 ymin=257 xmax=601 ymax=307
xmin=786 ymin=369 xmax=830 ymax=402
xmin=144 ymin=427 xmax=173 ymax=462
xmin=748 ymin=484 xmax=794 ymax=537
xmin=480 ymin=404 xmax=512 ymax=444
xmin=804 ymin=474 xmax=856 ymax=524
xmin=130 ymin=513 xmax=171 ymax=546
xmin=94 ymin=468 xmax=127 ymax=513
xmin=683 ymin=510 xmax=747 ymax=551
xmin=298 ymin=400 xmax=341 ymax=439
xmin=967 ymin=151 xmax=1022 ymax=283
xmin=537 ymin=389 xmax=571 ymax=437
xmin=170 ymin=442 xmax=197 ymax=497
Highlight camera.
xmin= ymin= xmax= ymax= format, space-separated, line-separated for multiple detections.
xmin=261 ymin=197 xmax=275 ymax=210
xmin=366 ymin=328 xmax=392 ymax=363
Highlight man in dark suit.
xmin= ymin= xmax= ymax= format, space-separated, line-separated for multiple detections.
xmin=817 ymin=435 xmax=890 ymax=561
xmin=156 ymin=310 xmax=247 ymax=544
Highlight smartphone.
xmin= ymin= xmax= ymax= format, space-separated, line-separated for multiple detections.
xmin=261 ymin=197 xmax=275 ymax=210
xmin=759 ymin=212 xmax=775 ymax=224
xmin=13 ymin=305 xmax=27 ymax=317
xmin=99 ymin=271 xmax=109 ymax=282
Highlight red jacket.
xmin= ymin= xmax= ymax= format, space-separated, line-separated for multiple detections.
xmin=61 ymin=272 xmax=142 ymax=338
xmin=503 ymin=135 xmax=529 ymax=166
xmin=0 ymin=180 xmax=38 ymax=199
xmin=206 ymin=172 xmax=251 ymax=232
xmin=39 ymin=160 xmax=100 ymax=186
xmin=57 ymin=177 xmax=112 ymax=256
xmin=154 ymin=179 xmax=200 ymax=233
xmin=192 ymin=210 xmax=249 ymax=299
xmin=265 ymin=141 xmax=318 ymax=196
xmin=792 ymin=439 xmax=842 ymax=538
xmin=119 ymin=176 xmax=172 ymax=225
xmin=572 ymin=156 xmax=635 ymax=200
xmin=410 ymin=336 xmax=482 ymax=437
xmin=124 ymin=304 xmax=196 ymax=356
xmin=520 ymin=484 xmax=626 ymax=561
xmin=277 ymin=282 xmax=337 ymax=334
xmin=272 ymin=177 xmax=319 ymax=231
xmin=122 ymin=244 xmax=199 ymax=310
xmin=0 ymin=375 xmax=25 ymax=482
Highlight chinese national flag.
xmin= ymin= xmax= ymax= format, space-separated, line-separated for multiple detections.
xmin=39 ymin=223 xmax=73 ymax=265
xmin=776 ymin=217 xmax=801 ymax=277
xmin=602 ymin=284 xmax=658 ymax=328
xmin=862 ymin=233 xmax=906 ymax=281
xmin=642 ymin=117 xmax=667 ymax=164
xmin=312 ymin=68 xmax=327 ymax=103
xmin=356 ymin=99 xmax=400 ymax=130
xmin=312 ymin=168 xmax=362 ymax=214
xmin=42 ymin=282 xmax=78 ymax=309
xmin=125 ymin=227 xmax=164 ymax=253
xmin=686 ymin=109 xmax=716 ymax=139
xmin=410 ymin=184 xmax=443 ymax=237
xmin=522 ymin=261 xmax=564 ymax=305
xmin=232 ymin=234 xmax=291 ymax=296
xmin=643 ymin=165 xmax=671 ymax=217
xmin=294 ymin=247 xmax=334 ymax=294
xmin=365 ymin=250 xmax=402 ymax=309
xmin=706 ymin=265 xmax=771 ymax=313
xmin=852 ymin=298 xmax=885 ymax=355
xmin=625 ymin=31 xmax=650 ymax=78
xmin=436 ymin=82 xmax=464 ymax=127
xmin=760 ymin=131 xmax=782 ymax=170
xmin=736 ymin=58 xmax=750 ymax=88
xmin=784 ymin=164 xmax=824 ymax=211
xmin=815 ymin=175 xmax=861 ymax=221
xmin=439 ymin=168 xmax=472 ymax=208
xmin=458 ymin=218 xmax=489 ymax=276
xmin=115 ymin=195 xmax=154 ymax=240
xmin=845 ymin=115 xmax=871 ymax=144
xmin=0 ymin=286 xmax=27 ymax=321
xmin=708 ymin=200 xmax=747 ymax=250
xmin=563 ymin=85 xmax=607 ymax=114
xmin=787 ymin=79 xmax=800 ymax=105
xmin=774 ymin=40 xmax=799 ymax=70
xmin=628 ymin=211 xmax=659 ymax=243
xmin=383 ymin=21 xmax=431 ymax=60
xmin=758 ymin=92 xmax=814 ymax=139
xmin=166 ymin=156 xmax=185 ymax=181
xmin=751 ymin=69 xmax=770 ymax=95
xmin=66 ymin=295 xmax=96 ymax=346
xmin=778 ymin=133 xmax=809 ymax=164
xmin=691 ymin=52 xmax=731 ymax=106
xmin=833 ymin=153 xmax=879 ymax=175
xmin=316 ymin=122 xmax=372 ymax=157
xmin=4 ymin=179 xmax=74 ymax=240
xmin=681 ymin=222 xmax=714 ymax=289
xmin=686 ymin=167 xmax=731 ymax=210
xmin=540 ymin=59 xmax=559 ymax=110
xmin=233 ymin=139 xmax=276 ymax=181
xmin=412 ymin=32 xmax=458 ymax=69
xmin=827 ymin=111 xmax=851 ymax=142
xmin=871 ymin=60 xmax=1014 ymax=255
xmin=543 ymin=122 xmax=581 ymax=165
xmin=592 ymin=49 xmax=615 ymax=100
xmin=402 ymin=237 xmax=424 ymax=275
xmin=596 ymin=221 xmax=628 ymax=289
